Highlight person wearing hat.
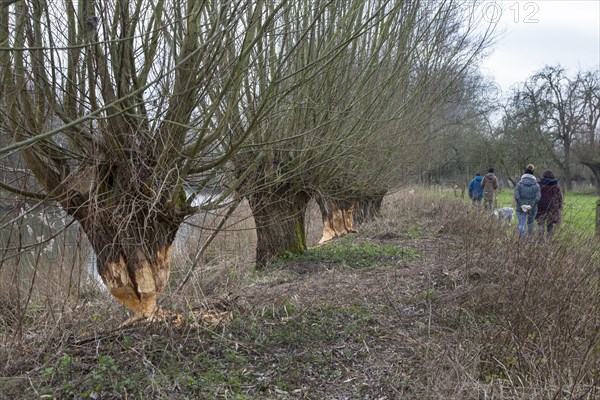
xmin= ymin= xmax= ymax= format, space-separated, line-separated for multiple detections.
xmin=536 ymin=169 xmax=563 ymax=238
xmin=514 ymin=164 xmax=541 ymax=238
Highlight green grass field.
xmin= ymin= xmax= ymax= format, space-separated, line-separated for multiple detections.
xmin=494 ymin=189 xmax=598 ymax=237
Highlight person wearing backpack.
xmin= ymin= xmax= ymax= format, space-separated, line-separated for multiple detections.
xmin=514 ymin=164 xmax=541 ymax=238
xmin=536 ymin=169 xmax=563 ymax=238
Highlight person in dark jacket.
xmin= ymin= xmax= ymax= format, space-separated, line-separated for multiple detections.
xmin=468 ymin=173 xmax=484 ymax=207
xmin=536 ymin=169 xmax=563 ymax=238
xmin=482 ymin=167 xmax=498 ymax=210
xmin=514 ymin=164 xmax=541 ymax=238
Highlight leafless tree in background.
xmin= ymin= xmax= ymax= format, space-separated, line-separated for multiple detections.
xmin=496 ymin=66 xmax=600 ymax=190
xmin=572 ymin=70 xmax=600 ymax=191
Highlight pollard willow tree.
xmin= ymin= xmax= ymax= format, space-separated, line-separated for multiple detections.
xmin=228 ymin=0 xmax=495 ymax=265
xmin=0 ymin=0 xmax=330 ymax=318
xmin=327 ymin=3 xmax=497 ymax=228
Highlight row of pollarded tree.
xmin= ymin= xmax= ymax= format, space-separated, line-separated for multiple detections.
xmin=0 ymin=0 xmax=494 ymax=318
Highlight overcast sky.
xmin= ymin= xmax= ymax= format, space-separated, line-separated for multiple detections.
xmin=477 ymin=0 xmax=600 ymax=95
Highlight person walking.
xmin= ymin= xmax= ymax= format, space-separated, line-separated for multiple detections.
xmin=514 ymin=164 xmax=541 ymax=238
xmin=468 ymin=173 xmax=484 ymax=207
xmin=482 ymin=167 xmax=498 ymax=210
xmin=536 ymin=169 xmax=563 ymax=238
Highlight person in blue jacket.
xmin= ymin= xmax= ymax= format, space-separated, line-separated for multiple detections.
xmin=514 ymin=164 xmax=541 ymax=238
xmin=468 ymin=173 xmax=484 ymax=207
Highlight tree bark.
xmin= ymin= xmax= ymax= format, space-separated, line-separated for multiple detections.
xmin=60 ymin=163 xmax=184 ymax=317
xmin=353 ymin=192 xmax=386 ymax=225
xmin=582 ymin=162 xmax=600 ymax=194
xmin=563 ymin=140 xmax=573 ymax=191
xmin=316 ymin=197 xmax=357 ymax=244
xmin=88 ymin=223 xmax=179 ymax=317
xmin=248 ymin=189 xmax=310 ymax=268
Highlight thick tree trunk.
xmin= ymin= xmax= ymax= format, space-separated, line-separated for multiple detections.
xmin=59 ymin=164 xmax=184 ymax=317
xmin=248 ymin=189 xmax=310 ymax=268
xmin=316 ymin=197 xmax=357 ymax=244
xmin=353 ymin=191 xmax=386 ymax=225
xmin=507 ymin=176 xmax=516 ymax=188
xmin=582 ymin=162 xmax=600 ymax=194
xmin=79 ymin=214 xmax=181 ymax=317
xmin=563 ymin=143 xmax=573 ymax=191
xmin=91 ymin=226 xmax=178 ymax=317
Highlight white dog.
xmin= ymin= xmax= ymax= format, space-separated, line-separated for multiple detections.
xmin=493 ymin=207 xmax=514 ymax=223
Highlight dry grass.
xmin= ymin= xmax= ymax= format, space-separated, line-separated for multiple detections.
xmin=0 ymin=188 xmax=598 ymax=399
xmin=391 ymin=189 xmax=600 ymax=399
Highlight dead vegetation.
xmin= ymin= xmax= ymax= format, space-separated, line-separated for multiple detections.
xmin=0 ymin=189 xmax=598 ymax=399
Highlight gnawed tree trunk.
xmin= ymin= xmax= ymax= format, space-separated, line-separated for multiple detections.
xmin=248 ymin=189 xmax=311 ymax=267
xmin=95 ymin=236 xmax=175 ymax=317
xmin=88 ymin=221 xmax=179 ymax=317
xmin=61 ymin=162 xmax=185 ymax=317
xmin=353 ymin=191 xmax=386 ymax=226
xmin=316 ymin=197 xmax=357 ymax=244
